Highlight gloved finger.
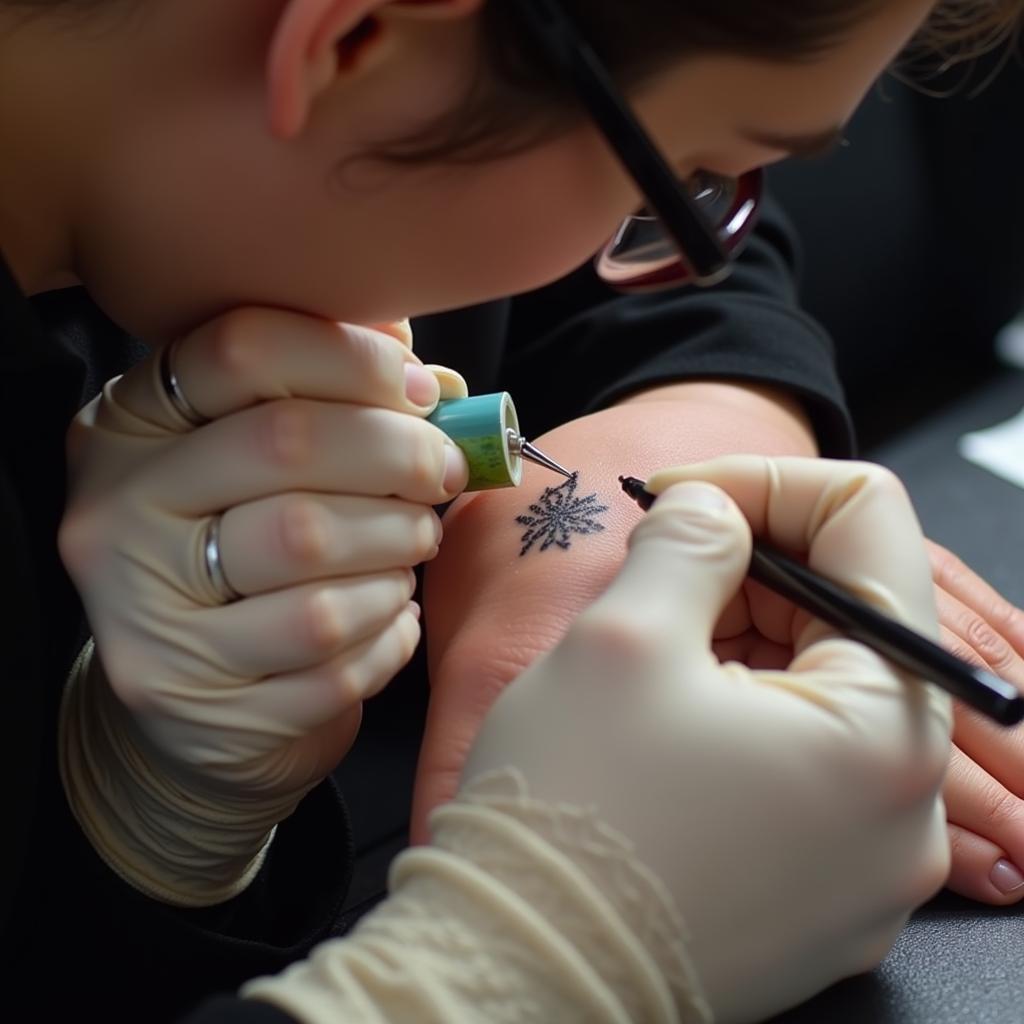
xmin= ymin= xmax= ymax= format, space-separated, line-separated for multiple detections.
xmin=572 ymin=480 xmax=751 ymax=669
xmin=218 ymin=494 xmax=442 ymax=596
xmin=647 ymin=456 xmax=937 ymax=639
xmin=947 ymin=823 xmax=1024 ymax=905
xmin=112 ymin=310 xmax=438 ymax=434
xmin=142 ymin=400 xmax=468 ymax=513
xmin=426 ymin=365 xmax=469 ymax=401
xmin=934 ymin=584 xmax=1024 ymax=697
xmin=213 ymin=604 xmax=422 ymax=736
xmin=187 ymin=570 xmax=417 ymax=677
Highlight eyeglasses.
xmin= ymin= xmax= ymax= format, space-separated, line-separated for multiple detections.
xmin=515 ymin=0 xmax=763 ymax=292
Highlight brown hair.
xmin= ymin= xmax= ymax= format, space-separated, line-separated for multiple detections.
xmin=378 ymin=0 xmax=1024 ymax=161
xmin=6 ymin=0 xmax=1023 ymax=157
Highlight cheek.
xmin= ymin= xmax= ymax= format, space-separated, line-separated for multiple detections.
xmin=377 ymin=141 xmax=638 ymax=311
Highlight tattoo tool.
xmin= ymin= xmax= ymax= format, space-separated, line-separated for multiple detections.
xmin=619 ymin=475 xmax=1024 ymax=727
xmin=428 ymin=392 xmax=572 ymax=491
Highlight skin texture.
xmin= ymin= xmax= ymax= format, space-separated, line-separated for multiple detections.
xmin=5 ymin=0 xmax=1021 ymax=905
xmin=413 ymin=380 xmax=819 ymax=843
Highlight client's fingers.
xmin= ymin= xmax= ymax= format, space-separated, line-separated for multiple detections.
xmin=944 ymin=746 xmax=1024 ymax=905
xmin=928 ymin=540 xmax=1024 ymax=658
xmin=947 ymin=824 xmax=1024 ymax=905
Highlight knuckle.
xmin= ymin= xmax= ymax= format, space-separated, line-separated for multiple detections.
xmin=401 ymin=422 xmax=444 ymax=494
xmin=979 ymin=785 xmax=1024 ymax=835
xmin=963 ymin=616 xmax=1017 ymax=673
xmin=857 ymin=461 xmax=908 ymax=498
xmin=258 ymin=401 xmax=314 ymax=469
xmin=303 ymin=589 xmax=349 ymax=655
xmin=326 ymin=659 xmax=363 ymax=708
xmin=941 ymin=626 xmax=982 ymax=668
xmin=279 ymin=497 xmax=330 ymax=568
xmin=342 ymin=325 xmax=399 ymax=394
xmin=206 ymin=310 xmax=265 ymax=376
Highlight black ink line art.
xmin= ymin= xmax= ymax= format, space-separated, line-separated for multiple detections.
xmin=515 ymin=472 xmax=609 ymax=556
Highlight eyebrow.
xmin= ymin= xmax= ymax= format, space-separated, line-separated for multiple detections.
xmin=740 ymin=125 xmax=848 ymax=159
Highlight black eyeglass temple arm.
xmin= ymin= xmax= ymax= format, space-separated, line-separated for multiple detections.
xmin=514 ymin=0 xmax=731 ymax=283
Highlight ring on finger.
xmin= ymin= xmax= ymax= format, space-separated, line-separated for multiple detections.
xmin=202 ymin=514 xmax=242 ymax=604
xmin=160 ymin=338 xmax=210 ymax=427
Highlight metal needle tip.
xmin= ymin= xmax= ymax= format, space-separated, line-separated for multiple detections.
xmin=507 ymin=430 xmax=573 ymax=479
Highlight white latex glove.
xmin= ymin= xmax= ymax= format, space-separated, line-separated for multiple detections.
xmin=58 ymin=309 xmax=469 ymax=906
xmin=242 ymin=456 xmax=952 ymax=1024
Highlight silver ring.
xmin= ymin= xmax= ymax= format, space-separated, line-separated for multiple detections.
xmin=160 ymin=339 xmax=210 ymax=427
xmin=202 ymin=515 xmax=242 ymax=604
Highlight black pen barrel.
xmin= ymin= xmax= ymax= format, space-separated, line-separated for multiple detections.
xmin=749 ymin=544 xmax=1024 ymax=726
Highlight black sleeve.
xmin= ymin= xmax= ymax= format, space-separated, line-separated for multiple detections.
xmin=0 ymin=272 xmax=358 ymax=1024
xmin=182 ymin=998 xmax=302 ymax=1024
xmin=500 ymin=193 xmax=856 ymax=458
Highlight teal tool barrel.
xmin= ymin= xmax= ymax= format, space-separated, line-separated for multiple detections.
xmin=427 ymin=392 xmax=523 ymax=491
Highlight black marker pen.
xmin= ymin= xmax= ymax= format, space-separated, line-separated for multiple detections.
xmin=619 ymin=475 xmax=1024 ymax=727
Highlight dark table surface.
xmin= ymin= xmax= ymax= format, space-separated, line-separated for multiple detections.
xmin=769 ymin=368 xmax=1024 ymax=1023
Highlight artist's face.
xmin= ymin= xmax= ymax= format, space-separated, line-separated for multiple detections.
xmin=76 ymin=0 xmax=935 ymax=340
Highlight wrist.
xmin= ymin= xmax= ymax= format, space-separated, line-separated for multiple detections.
xmin=59 ymin=640 xmax=277 ymax=907
xmin=243 ymin=769 xmax=710 ymax=1023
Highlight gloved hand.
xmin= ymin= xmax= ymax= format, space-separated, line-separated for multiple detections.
xmin=242 ymin=456 xmax=952 ymax=1024
xmin=58 ymin=309 xmax=468 ymax=906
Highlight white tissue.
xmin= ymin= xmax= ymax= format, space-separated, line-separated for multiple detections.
xmin=959 ymin=405 xmax=1024 ymax=490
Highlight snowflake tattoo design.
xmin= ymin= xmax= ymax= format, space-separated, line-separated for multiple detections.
xmin=515 ymin=472 xmax=609 ymax=556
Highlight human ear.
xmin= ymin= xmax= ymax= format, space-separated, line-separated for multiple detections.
xmin=267 ymin=0 xmax=484 ymax=140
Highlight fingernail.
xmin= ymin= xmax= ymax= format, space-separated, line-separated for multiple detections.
xmin=425 ymin=364 xmax=468 ymax=399
xmin=990 ymin=858 xmax=1024 ymax=894
xmin=408 ymin=600 xmax=421 ymax=621
xmin=405 ymin=363 xmax=440 ymax=409
xmin=443 ymin=440 xmax=468 ymax=495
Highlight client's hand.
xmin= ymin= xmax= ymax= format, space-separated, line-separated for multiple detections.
xmin=923 ymin=540 xmax=1024 ymax=904
xmin=57 ymin=309 xmax=467 ymax=905
xmin=243 ymin=456 xmax=952 ymax=1024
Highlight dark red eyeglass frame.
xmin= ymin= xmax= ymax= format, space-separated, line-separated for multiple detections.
xmin=514 ymin=0 xmax=763 ymax=291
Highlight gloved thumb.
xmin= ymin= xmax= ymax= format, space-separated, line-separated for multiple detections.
xmin=590 ymin=480 xmax=752 ymax=657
